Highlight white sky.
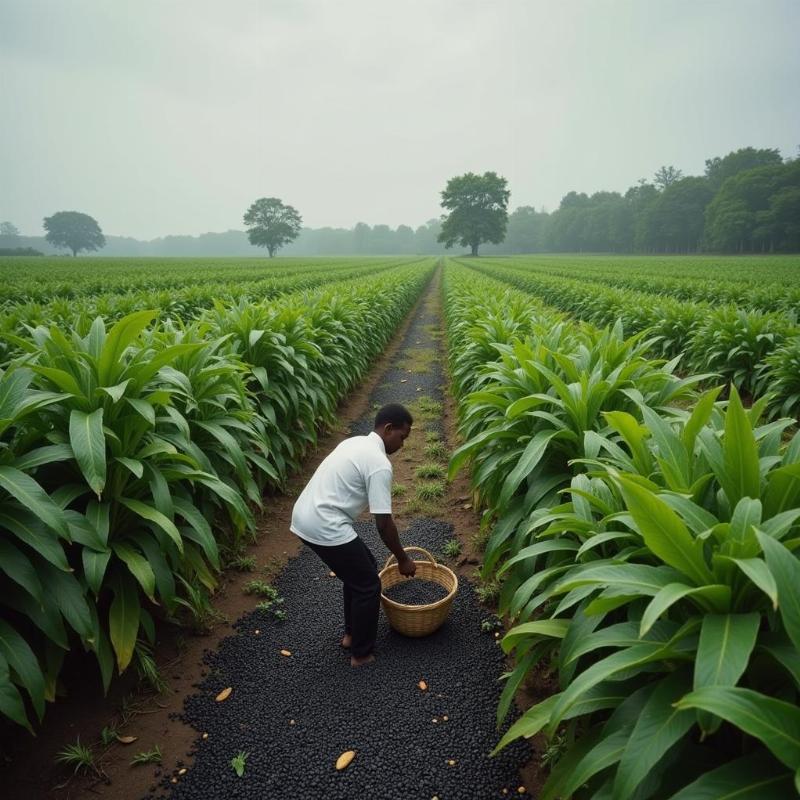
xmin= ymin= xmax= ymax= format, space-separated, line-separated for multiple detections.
xmin=1 ymin=0 xmax=798 ymax=239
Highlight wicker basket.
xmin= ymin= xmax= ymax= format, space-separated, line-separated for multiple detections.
xmin=379 ymin=546 xmax=458 ymax=637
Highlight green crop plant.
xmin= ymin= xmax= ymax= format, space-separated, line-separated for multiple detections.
xmin=130 ymin=744 xmax=162 ymax=766
xmin=415 ymin=481 xmax=445 ymax=501
xmin=423 ymin=441 xmax=449 ymax=461
xmin=227 ymin=554 xmax=257 ymax=572
xmin=244 ymin=580 xmax=279 ymax=599
xmin=444 ymin=260 xmax=800 ymax=797
xmin=415 ymin=463 xmax=446 ymax=480
xmin=492 ymin=387 xmax=800 ymax=797
xmin=442 ymin=538 xmax=462 ymax=558
xmin=231 ymin=750 xmax=249 ymax=777
xmin=55 ymin=737 xmax=98 ymax=776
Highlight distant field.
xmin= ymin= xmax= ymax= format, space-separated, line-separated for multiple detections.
xmin=0 ymin=256 xmax=427 ymax=335
xmin=452 ymin=253 xmax=800 ymax=416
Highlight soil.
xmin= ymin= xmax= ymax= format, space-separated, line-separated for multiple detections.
xmin=2 ymin=263 xmax=550 ymax=799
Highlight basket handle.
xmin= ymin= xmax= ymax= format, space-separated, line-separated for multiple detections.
xmin=383 ymin=545 xmax=438 ymax=572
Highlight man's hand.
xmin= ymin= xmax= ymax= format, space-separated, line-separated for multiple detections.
xmin=398 ymin=554 xmax=417 ymax=578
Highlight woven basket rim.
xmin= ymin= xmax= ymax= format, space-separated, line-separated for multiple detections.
xmin=378 ymin=562 xmax=458 ymax=613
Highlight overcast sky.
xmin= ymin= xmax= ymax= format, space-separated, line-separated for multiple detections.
xmin=1 ymin=0 xmax=798 ymax=240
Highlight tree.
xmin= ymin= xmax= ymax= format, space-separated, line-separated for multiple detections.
xmin=705 ymin=147 xmax=783 ymax=190
xmin=654 ymin=165 xmax=683 ymax=190
xmin=243 ymin=197 xmax=302 ymax=257
xmin=43 ymin=211 xmax=105 ymax=256
xmin=0 ymin=221 xmax=20 ymax=238
xmin=437 ymin=171 xmax=510 ymax=256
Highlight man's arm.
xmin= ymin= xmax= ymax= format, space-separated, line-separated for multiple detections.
xmin=374 ymin=514 xmax=416 ymax=576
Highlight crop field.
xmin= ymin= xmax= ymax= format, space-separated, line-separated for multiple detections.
xmin=0 ymin=256 xmax=434 ymax=730
xmin=445 ymin=255 xmax=800 ymax=798
xmin=2 ymin=253 xmax=800 ymax=799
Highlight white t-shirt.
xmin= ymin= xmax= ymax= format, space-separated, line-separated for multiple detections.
xmin=290 ymin=431 xmax=393 ymax=546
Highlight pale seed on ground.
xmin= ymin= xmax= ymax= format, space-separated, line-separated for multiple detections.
xmin=518 ymin=787 xmax=526 ymax=794
xmin=171 ymin=778 xmax=178 ymax=784
xmin=280 ymin=649 xmax=292 ymax=656
xmin=335 ymin=750 xmax=356 ymax=770
xmin=329 ymin=571 xmax=336 ymax=577
xmin=447 ymin=759 xmax=456 ymax=766
xmin=443 ymin=715 xmax=449 ymax=721
xmin=116 ymin=735 xmax=137 ymax=744
xmin=432 ymin=717 xmax=438 ymax=723
xmin=254 ymin=629 xmax=260 ymax=635
xmin=418 ymin=680 xmax=428 ymax=691
xmin=289 ymin=719 xmax=295 ymax=725
xmin=178 ymin=768 xmax=187 ymax=776
xmin=215 ymin=687 xmax=232 ymax=702
xmin=201 ymin=733 xmax=208 ymax=739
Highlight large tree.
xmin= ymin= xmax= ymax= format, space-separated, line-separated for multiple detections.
xmin=437 ymin=171 xmax=510 ymax=256
xmin=43 ymin=211 xmax=105 ymax=256
xmin=243 ymin=197 xmax=302 ymax=257
xmin=0 ymin=221 xmax=20 ymax=238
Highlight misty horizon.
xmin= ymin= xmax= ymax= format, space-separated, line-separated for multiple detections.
xmin=2 ymin=1 xmax=798 ymax=241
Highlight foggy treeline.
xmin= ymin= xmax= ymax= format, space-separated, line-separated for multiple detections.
xmin=4 ymin=146 xmax=798 ymax=257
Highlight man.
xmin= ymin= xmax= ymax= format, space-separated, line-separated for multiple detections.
xmin=290 ymin=403 xmax=417 ymax=667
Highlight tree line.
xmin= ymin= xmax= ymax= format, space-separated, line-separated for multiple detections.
xmin=2 ymin=145 xmax=797 ymax=257
xmin=514 ymin=147 xmax=799 ymax=254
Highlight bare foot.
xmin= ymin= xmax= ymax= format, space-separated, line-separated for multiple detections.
xmin=340 ymin=634 xmax=352 ymax=649
xmin=350 ymin=653 xmax=376 ymax=667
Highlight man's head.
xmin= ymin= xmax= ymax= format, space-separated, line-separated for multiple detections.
xmin=374 ymin=403 xmax=413 ymax=454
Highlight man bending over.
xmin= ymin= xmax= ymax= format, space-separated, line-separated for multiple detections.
xmin=290 ymin=403 xmax=417 ymax=666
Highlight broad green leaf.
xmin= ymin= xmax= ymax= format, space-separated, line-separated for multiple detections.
xmin=82 ymin=548 xmax=111 ymax=596
xmin=640 ymin=583 xmax=730 ymax=636
xmin=613 ymin=671 xmax=694 ymax=800
xmin=69 ymin=408 xmax=106 ymax=498
xmin=113 ymin=542 xmax=156 ymax=602
xmin=667 ymin=751 xmax=794 ymax=799
xmin=0 ymin=539 xmax=44 ymax=604
xmin=675 ymin=686 xmax=800 ymax=769
xmin=757 ymin=531 xmax=800 ymax=652
xmin=39 ymin=561 xmax=93 ymax=640
xmin=501 ymin=619 xmax=569 ymax=653
xmin=498 ymin=429 xmax=561 ymax=507
xmin=722 ymin=385 xmax=761 ymax=505
xmin=719 ymin=556 xmax=778 ymax=609
xmin=555 ymin=563 xmax=684 ymax=598
xmin=617 ymin=475 xmax=714 ymax=585
xmin=491 ymin=694 xmax=559 ymax=755
xmin=0 ymin=467 xmax=71 ymax=540
xmin=549 ymin=642 xmax=669 ymax=730
xmin=694 ymin=613 xmax=760 ymax=734
xmin=0 ymin=653 xmax=32 ymax=732
xmin=115 ymin=457 xmax=144 ymax=480
xmin=119 ymin=497 xmax=183 ymax=554
xmin=108 ymin=572 xmax=140 ymax=672
xmin=0 ymin=619 xmax=46 ymax=720
xmin=98 ymin=310 xmax=155 ymax=385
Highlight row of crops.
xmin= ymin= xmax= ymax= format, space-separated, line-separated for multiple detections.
xmin=459 ymin=257 xmax=800 ymax=419
xmin=0 ymin=258 xmax=435 ymax=731
xmin=0 ymin=257 xmax=427 ymax=349
xmin=445 ymin=260 xmax=800 ymax=798
xmin=486 ymin=255 xmax=800 ymax=311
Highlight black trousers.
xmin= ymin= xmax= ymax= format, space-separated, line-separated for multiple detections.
xmin=302 ymin=536 xmax=381 ymax=658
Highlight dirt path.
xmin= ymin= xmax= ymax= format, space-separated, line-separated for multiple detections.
xmin=4 ymin=267 xmax=542 ymax=799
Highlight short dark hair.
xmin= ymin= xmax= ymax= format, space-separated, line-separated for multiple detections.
xmin=374 ymin=403 xmax=413 ymax=429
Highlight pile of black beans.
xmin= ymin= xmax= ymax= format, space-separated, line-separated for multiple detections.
xmin=382 ymin=577 xmax=450 ymax=605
